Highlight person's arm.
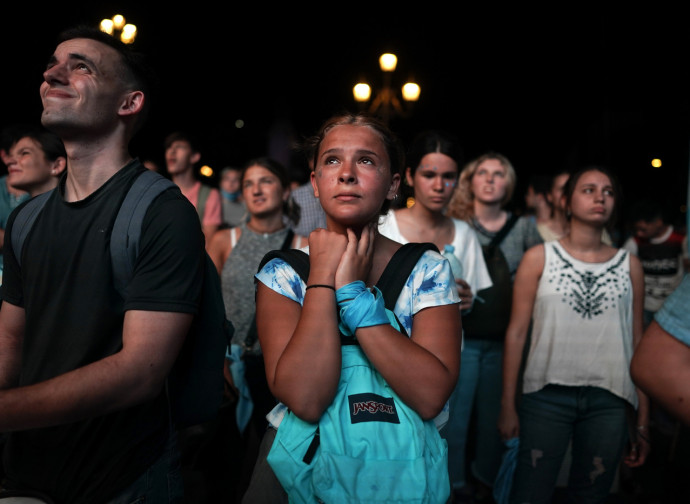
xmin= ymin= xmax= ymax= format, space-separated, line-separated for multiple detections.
xmin=0 ymin=308 xmax=191 ymax=432
xmin=621 ymin=236 xmax=638 ymax=256
xmin=356 ymin=302 xmax=461 ymax=420
xmin=0 ymin=302 xmax=25 ymax=390
xmin=207 ymin=227 xmax=232 ymax=275
xmin=257 ymin=227 xmax=347 ymax=422
xmin=339 ymin=225 xmax=460 ymax=419
xmin=631 ymin=320 xmax=690 ymax=426
xmin=201 ymin=189 xmax=223 ymax=248
xmin=498 ymin=244 xmax=543 ymax=440
xmin=625 ymin=254 xmax=651 ymax=466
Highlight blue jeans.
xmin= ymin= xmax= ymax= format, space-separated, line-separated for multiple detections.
xmin=106 ymin=432 xmax=183 ymax=504
xmin=440 ymin=339 xmax=504 ymax=489
xmin=511 ymin=385 xmax=629 ymax=504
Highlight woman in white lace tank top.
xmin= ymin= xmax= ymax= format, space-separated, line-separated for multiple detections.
xmin=498 ymin=166 xmax=650 ymax=503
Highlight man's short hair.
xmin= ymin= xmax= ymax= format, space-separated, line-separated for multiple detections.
xmin=630 ymin=198 xmax=666 ymax=224
xmin=164 ymin=131 xmax=201 ymax=153
xmin=55 ymin=26 xmax=158 ymax=133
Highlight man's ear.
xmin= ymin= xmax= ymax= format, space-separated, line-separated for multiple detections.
xmin=51 ymin=156 xmax=67 ymax=177
xmin=118 ymin=90 xmax=145 ymax=117
xmin=191 ymin=152 xmax=201 ymax=165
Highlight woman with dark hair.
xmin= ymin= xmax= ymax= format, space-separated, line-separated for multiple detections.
xmin=378 ymin=130 xmax=491 ymax=311
xmin=499 ymin=166 xmax=649 ymax=503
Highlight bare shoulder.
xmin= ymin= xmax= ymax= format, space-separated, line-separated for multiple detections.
xmin=209 ymin=227 xmax=232 ymax=251
xmin=627 ymin=251 xmax=644 ymax=279
xmin=523 ymin=242 xmax=546 ymax=267
xmin=208 ymin=228 xmax=233 ymax=272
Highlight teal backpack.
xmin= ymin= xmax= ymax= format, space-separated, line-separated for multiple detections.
xmin=10 ymin=168 xmax=233 ymax=429
xmin=258 ymin=243 xmax=450 ymax=504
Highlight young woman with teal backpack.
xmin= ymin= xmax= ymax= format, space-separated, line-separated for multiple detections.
xmin=241 ymin=113 xmax=462 ymax=504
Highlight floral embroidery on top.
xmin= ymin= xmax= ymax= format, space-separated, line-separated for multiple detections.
xmin=550 ymin=245 xmax=629 ymax=319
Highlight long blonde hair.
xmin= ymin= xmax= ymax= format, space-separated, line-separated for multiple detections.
xmin=446 ymin=152 xmax=517 ymax=221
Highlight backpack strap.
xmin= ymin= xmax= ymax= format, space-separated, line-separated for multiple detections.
xmin=10 ymin=189 xmax=55 ymax=268
xmin=256 ymin=242 xmax=437 ymax=340
xmin=376 ymin=242 xmax=438 ymax=311
xmin=258 ymin=248 xmax=310 ymax=284
xmin=259 ymin=242 xmax=437 ymax=307
xmin=487 ymin=213 xmax=520 ymax=249
xmin=197 ymin=183 xmax=211 ymax=222
xmin=110 ymin=169 xmax=176 ymax=296
xmin=258 ymin=243 xmax=437 ymax=310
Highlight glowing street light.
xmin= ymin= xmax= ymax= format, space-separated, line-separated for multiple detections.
xmin=100 ymin=14 xmax=137 ymax=44
xmin=353 ymin=53 xmax=420 ymax=124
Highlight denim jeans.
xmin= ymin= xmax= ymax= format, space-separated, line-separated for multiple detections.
xmin=511 ymin=385 xmax=629 ymax=504
xmin=440 ymin=339 xmax=504 ymax=489
xmin=105 ymin=432 xmax=184 ymax=504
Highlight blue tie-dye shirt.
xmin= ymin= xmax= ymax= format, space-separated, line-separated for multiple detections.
xmin=255 ymin=248 xmax=460 ymax=428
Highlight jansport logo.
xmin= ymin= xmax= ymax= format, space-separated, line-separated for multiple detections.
xmin=349 ymin=393 xmax=400 ymax=424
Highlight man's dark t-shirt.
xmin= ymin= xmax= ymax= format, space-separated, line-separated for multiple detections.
xmin=1 ymin=160 xmax=204 ymax=503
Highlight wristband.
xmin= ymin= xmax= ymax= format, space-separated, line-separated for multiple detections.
xmin=336 ymin=282 xmax=389 ymax=337
xmin=335 ymin=280 xmax=367 ymax=306
xmin=306 ymin=284 xmax=335 ymax=291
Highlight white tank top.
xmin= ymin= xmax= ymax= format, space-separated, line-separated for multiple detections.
xmin=522 ymin=241 xmax=637 ymax=407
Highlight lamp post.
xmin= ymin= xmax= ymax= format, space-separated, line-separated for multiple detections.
xmin=353 ymin=53 xmax=420 ymax=124
xmin=100 ymin=14 xmax=137 ymax=44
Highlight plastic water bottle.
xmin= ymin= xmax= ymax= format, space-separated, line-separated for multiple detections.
xmin=442 ymin=244 xmax=464 ymax=280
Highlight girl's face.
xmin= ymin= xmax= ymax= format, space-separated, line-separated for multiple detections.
xmin=407 ymin=152 xmax=458 ymax=213
xmin=470 ymin=158 xmax=508 ymax=206
xmin=242 ymin=165 xmax=288 ymax=218
xmin=311 ymin=124 xmax=400 ymax=229
xmin=567 ymin=169 xmax=615 ymax=225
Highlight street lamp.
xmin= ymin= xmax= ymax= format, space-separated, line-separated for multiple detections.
xmin=100 ymin=14 xmax=137 ymax=44
xmin=353 ymin=53 xmax=420 ymax=124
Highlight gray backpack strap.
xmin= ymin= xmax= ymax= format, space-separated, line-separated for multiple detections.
xmin=10 ymin=189 xmax=54 ymax=267
xmin=196 ymin=183 xmax=211 ymax=222
xmin=110 ymin=170 xmax=176 ymax=296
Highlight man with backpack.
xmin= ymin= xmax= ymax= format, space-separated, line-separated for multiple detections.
xmin=0 ymin=26 xmax=206 ymax=503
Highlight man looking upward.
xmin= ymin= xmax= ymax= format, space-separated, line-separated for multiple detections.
xmin=0 ymin=26 xmax=204 ymax=503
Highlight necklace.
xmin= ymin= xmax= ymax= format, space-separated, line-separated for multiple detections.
xmin=246 ymin=220 xmax=285 ymax=237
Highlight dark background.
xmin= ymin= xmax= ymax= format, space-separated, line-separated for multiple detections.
xmin=3 ymin=3 xmax=689 ymax=231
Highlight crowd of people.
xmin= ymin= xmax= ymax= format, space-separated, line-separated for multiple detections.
xmin=0 ymin=24 xmax=688 ymax=504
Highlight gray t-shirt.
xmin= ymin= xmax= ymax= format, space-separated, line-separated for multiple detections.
xmin=471 ymin=213 xmax=543 ymax=279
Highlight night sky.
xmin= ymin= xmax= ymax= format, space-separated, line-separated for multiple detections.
xmin=4 ymin=3 xmax=689 ymax=228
